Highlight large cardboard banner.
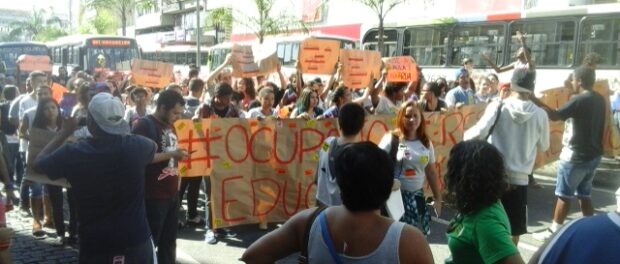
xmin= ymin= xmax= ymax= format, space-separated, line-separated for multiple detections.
xmin=175 ymin=81 xmax=620 ymax=228
xmin=16 ymin=55 xmax=52 ymax=72
xmin=131 ymin=59 xmax=173 ymax=89
xmin=25 ymin=128 xmax=70 ymax=187
xmin=340 ymin=49 xmax=381 ymax=89
xmin=385 ymin=56 xmax=418 ymax=83
xmin=230 ymin=44 xmax=279 ymax=78
xmin=299 ymin=38 xmax=340 ymax=74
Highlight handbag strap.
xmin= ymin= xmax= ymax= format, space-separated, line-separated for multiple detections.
xmin=298 ymin=206 xmax=327 ymax=263
xmin=319 ymin=211 xmax=344 ymax=264
xmin=485 ymin=101 xmax=504 ymax=141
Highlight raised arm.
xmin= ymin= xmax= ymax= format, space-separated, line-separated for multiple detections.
xmin=481 ymin=53 xmax=514 ymax=74
xmin=206 ymin=54 xmax=233 ymax=86
xmin=517 ymin=31 xmax=535 ymax=71
xmin=371 ymin=69 xmax=387 ymax=108
xmin=530 ymin=95 xmax=562 ymax=121
xmin=277 ymin=63 xmax=287 ymax=90
xmin=353 ymin=72 xmax=375 ymax=105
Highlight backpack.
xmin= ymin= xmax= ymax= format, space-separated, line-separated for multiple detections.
xmin=137 ymin=116 xmax=160 ymax=148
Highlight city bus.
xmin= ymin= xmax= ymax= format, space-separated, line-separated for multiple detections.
xmin=141 ymin=45 xmax=209 ymax=79
xmin=205 ymin=34 xmax=357 ymax=78
xmin=0 ymin=42 xmax=50 ymax=85
xmin=361 ymin=5 xmax=620 ymax=91
xmin=47 ymin=35 xmax=141 ymax=74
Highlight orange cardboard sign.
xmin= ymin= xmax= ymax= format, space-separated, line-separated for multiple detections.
xmin=340 ymin=49 xmax=381 ymax=89
xmin=131 ymin=59 xmax=173 ymax=89
xmin=385 ymin=56 xmax=418 ymax=82
xmin=231 ymin=44 xmax=279 ymax=78
xmin=16 ymin=55 xmax=52 ymax=72
xmin=299 ymin=38 xmax=340 ymax=74
xmin=51 ymin=82 xmax=68 ymax=103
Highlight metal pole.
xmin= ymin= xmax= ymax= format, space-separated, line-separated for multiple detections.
xmin=196 ymin=0 xmax=202 ymax=68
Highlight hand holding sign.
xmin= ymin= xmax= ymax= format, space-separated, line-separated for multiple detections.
xmin=340 ymin=50 xmax=381 ymax=89
xmin=385 ymin=56 xmax=419 ymax=83
xmin=131 ymin=59 xmax=174 ymax=88
xmin=299 ymin=38 xmax=340 ymax=74
xmin=231 ymin=44 xmax=278 ymax=78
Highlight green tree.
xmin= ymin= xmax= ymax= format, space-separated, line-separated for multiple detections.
xmin=237 ymin=0 xmax=307 ymax=43
xmin=85 ymin=0 xmax=155 ymax=36
xmin=79 ymin=9 xmax=119 ymax=34
xmin=356 ymin=0 xmax=406 ymax=54
xmin=205 ymin=7 xmax=233 ymax=44
xmin=10 ymin=8 xmax=67 ymax=41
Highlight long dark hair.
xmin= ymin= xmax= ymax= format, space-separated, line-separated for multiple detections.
xmin=296 ymin=88 xmax=316 ymax=114
xmin=32 ymin=98 xmax=62 ymax=130
xmin=446 ymin=140 xmax=507 ymax=214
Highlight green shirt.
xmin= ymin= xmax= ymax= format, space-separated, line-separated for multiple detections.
xmin=446 ymin=201 xmax=519 ymax=264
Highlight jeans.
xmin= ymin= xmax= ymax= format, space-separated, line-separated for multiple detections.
xmin=79 ymin=237 xmax=156 ymax=264
xmin=46 ymin=185 xmax=65 ymax=237
xmin=145 ymin=196 xmax=178 ymax=264
xmin=555 ymin=156 xmax=602 ymax=198
xmin=179 ymin=177 xmax=202 ymax=219
xmin=3 ymin=142 xmax=18 ymax=183
xmin=67 ymin=188 xmax=79 ymax=238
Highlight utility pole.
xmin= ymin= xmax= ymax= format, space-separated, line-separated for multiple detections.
xmin=196 ymin=0 xmax=202 ymax=69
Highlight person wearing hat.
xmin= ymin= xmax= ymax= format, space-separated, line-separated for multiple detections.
xmin=444 ymin=68 xmax=476 ymax=108
xmin=34 ymin=93 xmax=180 ymax=263
xmin=465 ymin=69 xmax=549 ymax=245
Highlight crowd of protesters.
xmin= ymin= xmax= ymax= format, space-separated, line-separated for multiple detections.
xmin=0 ymin=30 xmax=617 ymax=264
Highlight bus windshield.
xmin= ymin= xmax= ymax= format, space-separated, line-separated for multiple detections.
xmin=87 ymin=46 xmax=139 ymax=71
xmin=0 ymin=45 xmax=49 ymax=74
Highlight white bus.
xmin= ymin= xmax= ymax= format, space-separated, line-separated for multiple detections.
xmin=140 ymin=45 xmax=209 ymax=80
xmin=361 ymin=5 xmax=620 ymax=91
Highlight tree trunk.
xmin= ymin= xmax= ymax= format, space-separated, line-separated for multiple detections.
xmin=378 ymin=16 xmax=384 ymax=56
xmin=122 ymin=13 xmax=127 ymax=36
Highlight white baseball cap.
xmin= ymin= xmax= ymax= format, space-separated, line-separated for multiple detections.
xmin=88 ymin=93 xmax=130 ymax=135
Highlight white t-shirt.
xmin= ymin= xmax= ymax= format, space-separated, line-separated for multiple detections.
xmin=18 ymin=95 xmax=37 ymax=152
xmin=378 ymin=134 xmax=435 ymax=192
xmin=245 ymin=107 xmax=276 ymax=118
xmin=21 ymin=106 xmax=37 ymax=153
xmin=374 ymin=95 xmax=399 ymax=115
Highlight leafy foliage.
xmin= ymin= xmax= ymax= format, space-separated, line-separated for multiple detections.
xmin=355 ymin=0 xmax=406 ymax=53
xmin=236 ymin=0 xmax=308 ymax=43
xmin=9 ymin=8 xmax=68 ymax=41
xmin=85 ymin=0 xmax=155 ymax=36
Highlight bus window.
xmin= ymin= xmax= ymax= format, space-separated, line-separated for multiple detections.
xmin=578 ymin=17 xmax=620 ymax=67
xmin=451 ymin=24 xmax=505 ymax=67
xmin=510 ymin=20 xmax=576 ymax=67
xmin=403 ymin=27 xmax=449 ymax=66
xmin=362 ymin=29 xmax=398 ymax=57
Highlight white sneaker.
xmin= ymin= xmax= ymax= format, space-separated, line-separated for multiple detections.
xmin=205 ymin=230 xmax=217 ymax=245
xmin=532 ymin=228 xmax=554 ymax=241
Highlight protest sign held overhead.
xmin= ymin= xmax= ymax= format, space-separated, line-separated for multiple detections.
xmin=16 ymin=55 xmax=52 ymax=72
xmin=231 ymin=44 xmax=279 ymax=78
xmin=299 ymin=38 xmax=340 ymax=74
xmin=131 ymin=59 xmax=174 ymax=89
xmin=340 ymin=49 xmax=381 ymax=89
xmin=385 ymin=56 xmax=418 ymax=82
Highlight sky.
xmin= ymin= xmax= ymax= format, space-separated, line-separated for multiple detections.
xmin=2 ymin=0 xmax=71 ymax=13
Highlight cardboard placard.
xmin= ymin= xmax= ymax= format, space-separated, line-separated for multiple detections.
xmin=51 ymin=82 xmax=68 ymax=103
xmin=174 ymin=81 xmax=620 ymax=228
xmin=25 ymin=128 xmax=70 ymax=187
xmin=16 ymin=55 xmax=52 ymax=72
xmin=230 ymin=44 xmax=279 ymax=78
xmin=131 ymin=59 xmax=174 ymax=89
xmin=385 ymin=56 xmax=418 ymax=82
xmin=299 ymin=38 xmax=340 ymax=74
xmin=340 ymin=49 xmax=381 ymax=89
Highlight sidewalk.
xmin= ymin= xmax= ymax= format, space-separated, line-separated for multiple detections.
xmin=6 ymin=209 xmax=78 ymax=263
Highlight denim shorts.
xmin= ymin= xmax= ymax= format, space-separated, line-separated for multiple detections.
xmin=555 ymin=156 xmax=601 ymax=198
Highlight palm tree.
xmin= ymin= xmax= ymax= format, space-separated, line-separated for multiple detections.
xmin=237 ymin=0 xmax=308 ymax=43
xmin=85 ymin=0 xmax=155 ymax=36
xmin=205 ymin=7 xmax=232 ymax=44
xmin=10 ymin=8 xmax=67 ymax=41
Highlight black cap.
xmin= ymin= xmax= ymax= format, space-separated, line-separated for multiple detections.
xmin=510 ymin=69 xmax=536 ymax=93
xmin=214 ymin=82 xmax=234 ymax=97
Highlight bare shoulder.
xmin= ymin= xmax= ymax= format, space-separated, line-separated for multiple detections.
xmin=399 ymin=225 xmax=434 ymax=264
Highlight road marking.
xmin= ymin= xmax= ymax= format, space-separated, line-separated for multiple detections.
xmin=176 ymin=249 xmax=200 ymax=264
xmin=518 ymin=242 xmax=539 ymax=252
